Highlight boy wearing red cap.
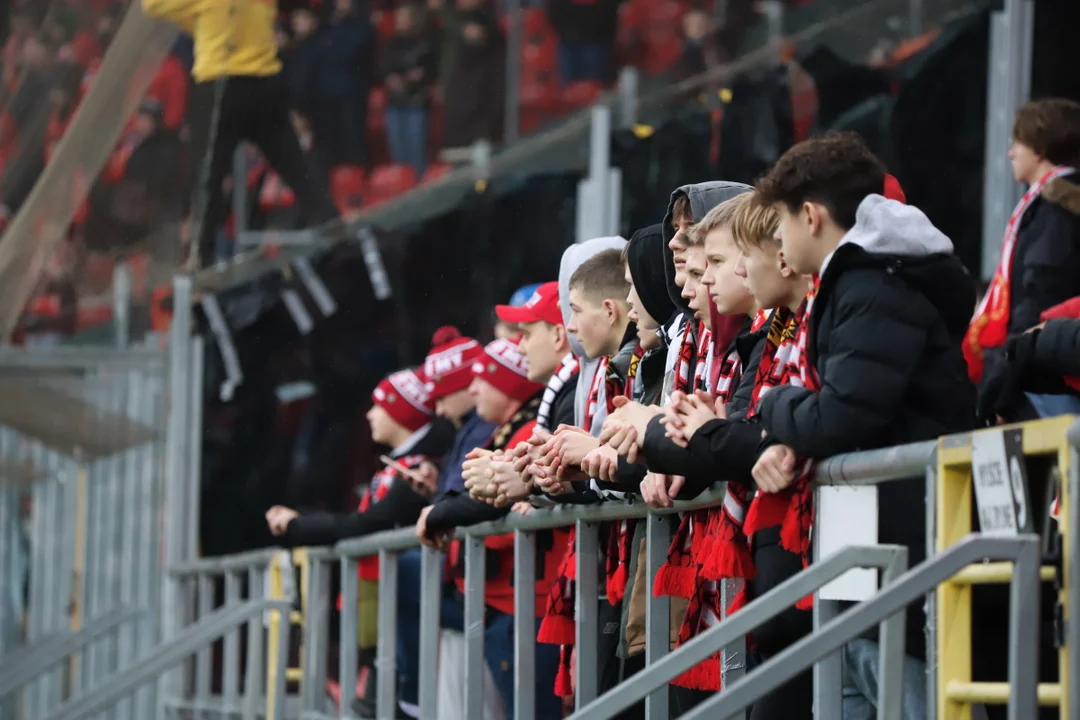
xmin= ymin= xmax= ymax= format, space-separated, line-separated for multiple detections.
xmin=415 ymin=336 xmax=565 ymax=720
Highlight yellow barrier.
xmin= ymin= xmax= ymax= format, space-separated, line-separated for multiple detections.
xmin=936 ymin=416 xmax=1072 ymax=719
xmin=265 ymin=548 xmax=311 ymax=718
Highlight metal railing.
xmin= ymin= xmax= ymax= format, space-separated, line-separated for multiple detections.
xmin=42 ymin=599 xmax=291 ymax=720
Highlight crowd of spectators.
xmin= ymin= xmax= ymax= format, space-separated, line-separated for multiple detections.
xmin=258 ymin=97 xmax=1080 ymax=720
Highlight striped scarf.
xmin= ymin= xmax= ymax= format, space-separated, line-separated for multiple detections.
xmin=537 ymin=354 xmax=580 ymax=432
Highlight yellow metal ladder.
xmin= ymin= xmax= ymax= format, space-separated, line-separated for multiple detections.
xmin=266 ymin=547 xmax=310 ymax=718
xmin=936 ymin=416 xmax=1072 ymax=719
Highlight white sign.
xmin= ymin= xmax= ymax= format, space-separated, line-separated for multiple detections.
xmin=971 ymin=428 xmax=1030 ymax=535
xmin=816 ymin=486 xmax=879 ymax=601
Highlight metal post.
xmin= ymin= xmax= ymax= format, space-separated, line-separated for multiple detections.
xmin=762 ymin=0 xmax=784 ymax=59
xmin=504 ymin=0 xmax=522 ymax=145
xmin=112 ymin=262 xmax=131 ymax=349
xmin=418 ymin=547 xmax=442 ymax=719
xmin=575 ymin=519 xmax=600 ymax=708
xmin=223 ymin=571 xmax=241 ymax=709
xmin=513 ymin=529 xmax=537 ymax=720
xmin=376 ymin=550 xmax=400 ymax=720
xmin=644 ymin=514 xmax=670 ymax=719
xmin=924 ymin=462 xmax=938 ymax=720
xmin=876 ymin=547 xmax=910 ymax=720
xmin=338 ymin=557 xmax=358 ymax=720
xmin=577 ymin=105 xmax=614 ymax=243
xmin=616 ymin=67 xmax=639 ymax=128
xmin=812 ymin=598 xmax=843 ymax=719
xmin=159 ymin=275 xmax=193 ymax=717
xmin=463 ymin=535 xmax=487 ymax=720
xmin=1069 ymin=445 xmax=1079 ymax=720
xmin=980 ymin=0 xmax=1034 ymax=280
xmin=1006 ymin=537 xmax=1040 ymax=720
xmin=907 ymin=0 xmax=924 ymax=38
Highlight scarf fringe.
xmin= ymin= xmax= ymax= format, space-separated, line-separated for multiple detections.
xmin=537 ymin=614 xmax=576 ymax=645
xmin=606 ymin=563 xmax=628 ymax=605
xmin=653 ymin=564 xmax=698 ymax=599
xmin=701 ymin=537 xmax=756 ymax=583
xmin=671 ymin=655 xmax=721 ymax=692
xmin=554 ymin=646 xmax=574 ymax=698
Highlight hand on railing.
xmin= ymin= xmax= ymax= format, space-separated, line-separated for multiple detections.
xmin=265 ymin=505 xmax=299 ymax=536
xmin=599 ymin=397 xmax=661 ymax=463
xmin=640 ymin=472 xmax=685 ymax=508
xmin=416 ymin=504 xmax=451 ymax=550
xmin=661 ymin=390 xmax=726 ymax=448
xmin=463 ymin=448 xmax=497 ymax=500
xmin=581 ymin=444 xmax=619 ymax=483
xmin=752 ymin=444 xmax=796 ymax=493
xmin=488 ymin=456 xmax=531 ymax=507
xmin=550 ymin=424 xmax=602 ymax=467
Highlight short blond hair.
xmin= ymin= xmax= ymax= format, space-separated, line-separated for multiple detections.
xmin=691 ymin=193 xmax=752 ymax=245
xmin=730 ymin=193 xmax=780 ymax=252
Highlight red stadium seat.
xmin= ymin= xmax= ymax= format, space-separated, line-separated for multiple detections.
xmin=522 ymin=38 xmax=558 ymax=73
xmin=561 ymin=81 xmax=603 ymax=111
xmin=367 ymin=164 xmax=417 ymax=206
xmin=330 ymin=165 xmax=368 ymax=215
xmin=522 ymin=8 xmax=552 ymax=38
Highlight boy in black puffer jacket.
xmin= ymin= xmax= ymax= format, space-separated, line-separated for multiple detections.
xmin=752 ymin=131 xmax=976 ymax=719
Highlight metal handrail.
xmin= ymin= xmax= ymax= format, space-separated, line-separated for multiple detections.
xmin=572 ymin=534 xmax=1041 ymax=720
xmin=0 ymin=606 xmax=145 ymax=696
xmin=42 ymin=598 xmax=292 ymax=720
xmin=567 ymin=544 xmax=910 ymax=719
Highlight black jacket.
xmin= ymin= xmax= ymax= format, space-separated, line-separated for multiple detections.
xmin=756 ymin=195 xmax=977 ymax=660
xmin=981 ymin=174 xmax=1080 ymax=398
xmin=280 ymin=418 xmax=456 ymax=547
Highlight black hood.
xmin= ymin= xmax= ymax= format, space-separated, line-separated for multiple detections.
xmin=626 ymin=224 xmax=675 ymax=328
xmin=661 ymin=181 xmax=754 ymax=314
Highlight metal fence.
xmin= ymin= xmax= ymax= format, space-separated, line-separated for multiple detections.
xmin=146 ymin=418 xmax=1076 ymax=720
xmin=0 ymin=341 xmax=171 ymax=719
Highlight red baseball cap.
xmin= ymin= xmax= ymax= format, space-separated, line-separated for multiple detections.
xmin=494 ymin=281 xmax=563 ymax=326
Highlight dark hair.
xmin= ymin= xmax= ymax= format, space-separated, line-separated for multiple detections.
xmin=569 ymin=249 xmax=630 ymax=304
xmin=672 ymin=195 xmax=692 ymax=226
xmin=755 ymin=131 xmax=887 ymax=231
xmin=1013 ymin=98 xmax=1080 ymax=167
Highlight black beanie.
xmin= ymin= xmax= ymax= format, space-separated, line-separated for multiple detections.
xmin=626 ymin=224 xmax=676 ymax=327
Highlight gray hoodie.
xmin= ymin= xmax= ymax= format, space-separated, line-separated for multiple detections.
xmin=558 ymin=235 xmax=627 ymax=429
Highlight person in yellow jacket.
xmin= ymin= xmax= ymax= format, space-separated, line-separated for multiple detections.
xmin=142 ymin=0 xmax=336 ymax=268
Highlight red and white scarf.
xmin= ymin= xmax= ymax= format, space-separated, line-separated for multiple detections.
xmin=964 ymin=166 xmax=1075 ymax=382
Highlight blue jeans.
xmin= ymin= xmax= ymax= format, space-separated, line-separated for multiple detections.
xmin=396 ymin=549 xmax=464 ymax=707
xmin=842 ymin=638 xmax=927 ymax=720
xmin=396 ymin=550 xmax=562 ymax=719
xmin=385 ymin=105 xmax=428 ymax=178
xmin=1026 ymin=393 xmax=1080 ymax=418
xmin=558 ymin=42 xmax=609 ymax=85
xmin=485 ymin=610 xmax=563 ymax=720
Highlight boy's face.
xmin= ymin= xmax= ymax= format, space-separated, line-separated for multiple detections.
xmin=625 ymin=265 xmax=661 ymax=351
xmin=774 ymin=203 xmax=820 ymax=276
xmin=566 ymin=286 xmax=613 ymax=359
xmin=1008 ymin=139 xmax=1042 ymax=184
xmin=669 ymin=207 xmax=694 ymax=288
xmin=365 ymin=405 xmax=401 ymax=445
xmin=734 ymin=243 xmax=790 ymax=310
xmin=702 ymin=226 xmax=754 ymax=316
xmin=680 ymin=244 xmax=710 ymax=321
xmin=519 ymin=320 xmax=563 ymax=383
xmin=469 ymin=377 xmax=512 ymax=423
xmin=493 ymin=320 xmax=520 ymax=340
xmin=435 ymin=388 xmax=475 ymax=421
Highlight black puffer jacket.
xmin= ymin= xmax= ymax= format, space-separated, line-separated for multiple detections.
xmin=757 ymin=194 xmax=976 ymax=661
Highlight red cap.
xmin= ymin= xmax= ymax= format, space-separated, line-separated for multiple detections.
xmin=494 ymin=281 xmax=563 ymax=326
xmin=883 ymin=174 xmax=906 ymax=203
xmin=471 ymin=337 xmax=546 ymax=402
xmin=424 ymin=326 xmax=484 ymax=400
xmin=372 ymin=368 xmax=435 ymax=432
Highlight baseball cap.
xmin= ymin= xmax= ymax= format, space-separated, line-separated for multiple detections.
xmin=494 ymin=281 xmax=562 ymax=326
